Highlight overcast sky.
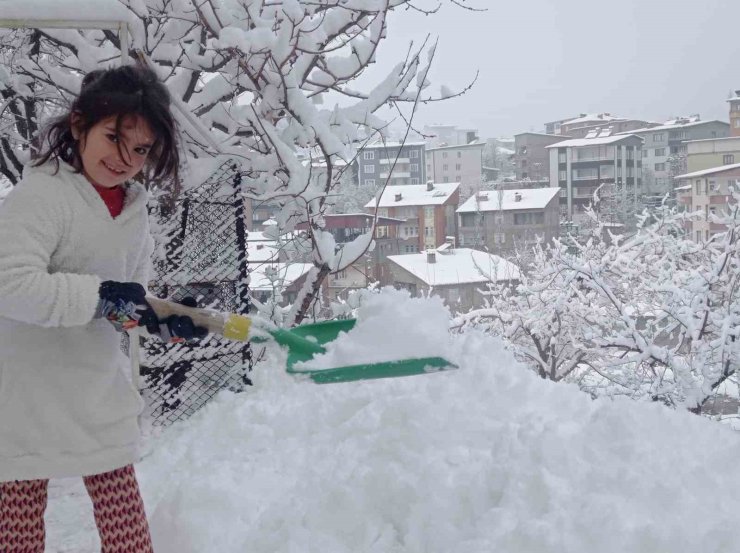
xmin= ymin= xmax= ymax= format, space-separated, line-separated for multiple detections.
xmin=366 ymin=0 xmax=740 ymax=139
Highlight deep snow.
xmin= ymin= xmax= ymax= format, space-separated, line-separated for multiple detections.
xmin=46 ymin=289 xmax=740 ymax=552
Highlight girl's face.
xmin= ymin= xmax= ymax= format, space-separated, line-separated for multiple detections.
xmin=72 ymin=114 xmax=155 ymax=188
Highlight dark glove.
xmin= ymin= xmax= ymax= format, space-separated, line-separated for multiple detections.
xmin=137 ymin=297 xmax=208 ymax=343
xmin=95 ymin=281 xmax=148 ymax=332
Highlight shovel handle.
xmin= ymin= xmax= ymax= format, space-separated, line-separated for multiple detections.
xmin=144 ymin=296 xmax=252 ymax=341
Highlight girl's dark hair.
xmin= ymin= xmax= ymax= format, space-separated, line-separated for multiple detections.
xmin=34 ymin=64 xmax=179 ymax=183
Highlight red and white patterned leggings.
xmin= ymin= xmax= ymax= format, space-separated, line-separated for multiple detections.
xmin=0 ymin=464 xmax=153 ymax=553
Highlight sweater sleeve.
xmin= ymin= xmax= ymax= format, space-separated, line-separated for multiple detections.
xmin=0 ymin=174 xmax=101 ymax=327
xmin=131 ymin=224 xmax=155 ymax=292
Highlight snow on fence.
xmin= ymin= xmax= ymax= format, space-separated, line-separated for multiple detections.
xmin=140 ymin=158 xmax=253 ymax=426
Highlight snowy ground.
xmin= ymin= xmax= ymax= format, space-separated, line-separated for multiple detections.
xmin=46 ymin=289 xmax=740 ymax=552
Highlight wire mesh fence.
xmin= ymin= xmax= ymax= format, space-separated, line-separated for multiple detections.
xmin=140 ymin=159 xmax=253 ymax=426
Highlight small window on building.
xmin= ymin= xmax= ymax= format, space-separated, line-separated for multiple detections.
xmin=443 ymin=176 xmax=449 ymax=182
xmin=410 ymin=178 xmax=419 ymax=184
xmin=456 ymin=164 xmax=461 ymax=170
xmin=442 ymin=152 xmax=448 ymax=158
xmin=734 ymin=120 xmax=740 ymax=128
xmin=364 ymin=164 xmax=375 ymax=173
xmin=457 ymin=151 xmax=462 ymax=158
xmin=410 ymin=164 xmax=419 ymax=172
xmin=654 ymin=148 xmax=665 ymax=157
xmin=724 ymin=154 xmax=735 ymax=165
xmin=654 ymin=163 xmax=665 ymax=172
xmin=410 ymin=150 xmax=419 ymax=158
xmin=558 ymin=152 xmax=566 ymax=163
xmin=443 ymin=164 xmax=449 ymax=171
xmin=365 ymin=178 xmax=375 ymax=186
xmin=363 ymin=151 xmax=374 ymax=160
xmin=559 ymin=170 xmax=567 ymax=181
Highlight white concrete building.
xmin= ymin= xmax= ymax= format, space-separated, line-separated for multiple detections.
xmin=425 ymin=142 xmax=484 ymax=200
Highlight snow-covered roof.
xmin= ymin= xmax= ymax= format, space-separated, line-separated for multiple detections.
xmin=388 ymin=248 xmax=520 ymax=287
xmin=563 ymin=113 xmax=621 ymax=125
xmin=674 ymin=163 xmax=740 ymax=180
xmin=675 ymin=184 xmax=692 ymax=191
xmin=426 ymin=142 xmax=485 ymax=152
xmin=247 ymin=242 xmax=279 ymax=263
xmin=457 ymin=187 xmax=560 ymax=213
xmin=546 ymin=134 xmax=642 ymax=148
xmin=363 ymin=141 xmax=426 ymax=149
xmin=514 ymin=132 xmax=567 ymax=139
xmin=0 ymin=0 xmax=131 ymax=26
xmin=618 ymin=119 xmax=728 ymax=134
xmin=249 ymin=263 xmax=313 ymax=292
xmin=364 ymin=182 xmax=459 ymax=208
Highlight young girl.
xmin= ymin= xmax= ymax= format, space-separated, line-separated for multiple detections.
xmin=0 ymin=64 xmax=201 ymax=552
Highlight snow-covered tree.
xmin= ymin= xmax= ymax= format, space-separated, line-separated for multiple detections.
xmin=454 ymin=243 xmax=592 ymax=383
xmin=0 ymin=0 xmax=475 ymax=323
xmin=472 ymin=196 xmax=740 ymax=415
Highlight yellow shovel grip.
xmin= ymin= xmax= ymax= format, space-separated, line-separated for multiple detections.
xmin=223 ymin=313 xmax=252 ymax=342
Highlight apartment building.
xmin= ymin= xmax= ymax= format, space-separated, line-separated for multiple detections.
xmin=674 ymin=163 xmax=740 ymax=242
xmin=425 ymin=142 xmax=484 ymax=199
xmin=729 ymin=90 xmax=740 ymax=136
xmin=356 ymin=141 xmax=426 ymax=187
xmin=364 ymin=181 xmax=460 ymax=269
xmin=423 ymin=124 xmax=479 ymax=147
xmin=456 ymin=187 xmax=560 ymax=253
xmin=619 ymin=117 xmax=729 ymax=194
xmin=547 ymin=134 xmax=644 ymax=220
xmin=545 ymin=113 xmax=623 ymax=136
xmin=514 ymin=132 xmax=568 ymax=181
xmin=686 ymin=136 xmax=740 ymax=173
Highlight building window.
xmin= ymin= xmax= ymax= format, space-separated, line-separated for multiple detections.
xmin=653 ymin=133 xmax=664 ymax=142
xmin=457 ymin=151 xmax=462 ymax=158
xmin=364 ymin=164 xmax=375 ymax=173
xmin=456 ymin=164 xmax=461 ymax=170
xmin=443 ymin=164 xmax=448 ymax=171
xmin=642 ymin=149 xmax=649 ymax=158
xmin=695 ymin=180 xmax=701 ymax=194
xmin=654 ymin=163 xmax=666 ymax=172
xmin=559 ymin=170 xmax=567 ymax=181
xmin=558 ymin=152 xmax=566 ymax=163
xmin=443 ymin=176 xmax=449 ymax=182
xmin=363 ymin=151 xmax=374 ymax=160
xmin=654 ymin=148 xmax=665 ymax=157
xmin=456 ymin=176 xmax=461 ymax=181
xmin=442 ymin=152 xmax=448 ymax=158
xmin=724 ymin=154 xmax=735 ymax=165
xmin=696 ymin=230 xmax=702 ymax=242
xmin=735 ymin=120 xmax=740 ymax=128
xmin=513 ymin=212 xmax=544 ymax=225
xmin=410 ymin=178 xmax=419 ymax=184
xmin=411 ymin=164 xmax=419 ymax=172
xmin=365 ymin=178 xmax=375 ymax=186
xmin=410 ymin=150 xmax=419 ymax=158
xmin=494 ymin=233 xmax=505 ymax=244
xmin=709 ymin=180 xmax=718 ymax=192
xmin=425 ymin=206 xmax=434 ymax=218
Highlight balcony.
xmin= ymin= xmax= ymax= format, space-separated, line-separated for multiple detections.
xmin=380 ymin=172 xmax=412 ymax=179
xmin=379 ymin=158 xmax=411 ymax=165
xmin=710 ymin=195 xmax=732 ymax=205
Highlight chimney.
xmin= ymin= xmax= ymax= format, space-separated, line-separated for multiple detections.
xmin=426 ymin=181 xmax=434 ymax=191
xmin=395 ymin=193 xmax=403 ymax=202
xmin=427 ymin=250 xmax=436 ymax=264
xmin=514 ymin=192 xmax=522 ymax=202
xmin=445 ymin=236 xmax=455 ymax=249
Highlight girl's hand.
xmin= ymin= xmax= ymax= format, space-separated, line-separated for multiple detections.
xmin=95 ymin=281 xmax=147 ymax=332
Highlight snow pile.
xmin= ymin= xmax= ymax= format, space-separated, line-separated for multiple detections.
xmin=122 ymin=288 xmax=740 ymax=553
xmin=296 ymin=288 xmax=453 ymax=369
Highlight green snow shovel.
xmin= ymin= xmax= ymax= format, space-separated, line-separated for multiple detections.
xmin=146 ymin=297 xmax=457 ymax=384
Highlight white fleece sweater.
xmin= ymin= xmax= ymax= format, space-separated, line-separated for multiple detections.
xmin=0 ymin=160 xmax=154 ymax=481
